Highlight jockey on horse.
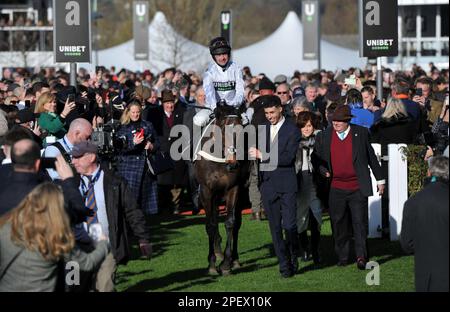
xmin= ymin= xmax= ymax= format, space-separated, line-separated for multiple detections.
xmin=193 ymin=36 xmax=253 ymax=128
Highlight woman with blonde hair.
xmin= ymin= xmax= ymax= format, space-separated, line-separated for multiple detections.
xmin=116 ymin=100 xmax=160 ymax=215
xmin=0 ymin=182 xmax=108 ymax=292
xmin=371 ymin=98 xmax=417 ymax=145
xmin=35 ymin=91 xmax=75 ymax=141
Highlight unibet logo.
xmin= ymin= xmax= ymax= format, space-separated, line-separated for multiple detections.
xmin=304 ymin=2 xmax=315 ymax=22
xmin=221 ymin=13 xmax=230 ymax=25
xmin=213 ymin=81 xmax=236 ymax=92
xmin=366 ymin=39 xmax=394 ymax=50
xmin=59 ymin=45 xmax=86 ymax=56
xmin=136 ymin=3 xmax=146 ymax=22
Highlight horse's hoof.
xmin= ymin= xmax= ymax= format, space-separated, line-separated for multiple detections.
xmin=221 ymin=269 xmax=231 ymax=276
xmin=208 ymin=267 xmax=219 ymax=276
xmin=232 ymin=260 xmax=242 ymax=269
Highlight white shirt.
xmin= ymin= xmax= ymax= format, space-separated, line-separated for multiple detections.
xmin=1 ymin=158 xmax=11 ymax=165
xmin=270 ymin=117 xmax=285 ymax=142
xmin=79 ymin=166 xmax=109 ymax=240
xmin=43 ymin=135 xmax=73 ymax=180
xmin=336 ymin=125 xmax=351 ymax=141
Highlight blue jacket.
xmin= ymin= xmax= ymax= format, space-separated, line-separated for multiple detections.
xmin=350 ymin=103 xmax=374 ymax=129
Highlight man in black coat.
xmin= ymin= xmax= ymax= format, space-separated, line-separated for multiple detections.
xmin=71 ymin=141 xmax=151 ymax=292
xmin=400 ymin=156 xmax=449 ymax=292
xmin=147 ymin=90 xmax=187 ymax=214
xmin=249 ymin=96 xmax=301 ymax=278
xmin=314 ymin=105 xmax=385 ymax=269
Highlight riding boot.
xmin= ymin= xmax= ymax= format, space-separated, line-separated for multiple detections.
xmin=298 ymin=231 xmax=311 ymax=262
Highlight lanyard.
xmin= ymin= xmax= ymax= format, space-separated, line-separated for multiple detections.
xmin=62 ymin=137 xmax=71 ymax=152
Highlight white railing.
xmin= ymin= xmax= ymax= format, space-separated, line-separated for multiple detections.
xmin=368 ymin=144 xmax=408 ymax=241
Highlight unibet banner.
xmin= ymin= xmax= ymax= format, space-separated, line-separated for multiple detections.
xmin=53 ymin=0 xmax=91 ymax=63
xmin=133 ymin=0 xmax=149 ymax=60
xmin=302 ymin=0 xmax=320 ymax=60
xmin=221 ymin=10 xmax=232 ymax=47
xmin=359 ymin=0 xmax=398 ymax=58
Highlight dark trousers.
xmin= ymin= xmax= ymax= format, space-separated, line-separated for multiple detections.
xmin=299 ymin=209 xmax=321 ymax=256
xmin=328 ymin=188 xmax=369 ymax=262
xmin=261 ymin=191 xmax=300 ymax=273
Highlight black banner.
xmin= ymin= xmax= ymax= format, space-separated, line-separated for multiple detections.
xmin=302 ymin=0 xmax=320 ymax=60
xmin=53 ymin=0 xmax=91 ymax=63
xmin=133 ymin=0 xmax=149 ymax=61
xmin=359 ymin=0 xmax=398 ymax=58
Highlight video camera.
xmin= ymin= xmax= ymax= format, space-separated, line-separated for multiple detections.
xmin=91 ymin=121 xmax=127 ymax=159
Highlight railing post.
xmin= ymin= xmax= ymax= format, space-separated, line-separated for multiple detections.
xmin=388 ymin=144 xmax=408 ymax=241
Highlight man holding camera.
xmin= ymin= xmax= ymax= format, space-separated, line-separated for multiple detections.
xmin=71 ymin=140 xmax=152 ymax=292
xmin=43 ymin=118 xmax=93 ymax=180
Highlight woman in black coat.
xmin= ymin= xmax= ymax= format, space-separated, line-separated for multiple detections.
xmin=116 ymin=100 xmax=160 ymax=215
xmin=370 ymin=98 xmax=417 ymax=146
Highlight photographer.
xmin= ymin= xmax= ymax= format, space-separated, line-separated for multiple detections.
xmin=116 ymin=100 xmax=160 ymax=216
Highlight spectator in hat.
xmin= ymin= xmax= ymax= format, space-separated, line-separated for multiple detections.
xmin=292 ymin=86 xmax=305 ymax=100
xmin=134 ymin=85 xmax=152 ymax=121
xmin=313 ymin=105 xmax=385 ymax=270
xmin=150 ymin=90 xmax=187 ymax=215
xmin=116 ymin=100 xmax=160 ymax=216
xmin=14 ymin=108 xmax=43 ymax=148
xmin=274 ymin=74 xmax=288 ymax=87
xmin=71 ymin=140 xmax=152 ymax=291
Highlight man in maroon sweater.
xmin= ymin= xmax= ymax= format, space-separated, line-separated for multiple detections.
xmin=313 ymin=105 xmax=385 ymax=270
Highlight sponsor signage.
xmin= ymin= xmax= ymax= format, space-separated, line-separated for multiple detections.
xmin=53 ymin=0 xmax=91 ymax=63
xmin=302 ymin=0 xmax=320 ymax=60
xmin=359 ymin=0 xmax=398 ymax=58
xmin=221 ymin=10 xmax=232 ymax=47
xmin=133 ymin=0 xmax=149 ymax=60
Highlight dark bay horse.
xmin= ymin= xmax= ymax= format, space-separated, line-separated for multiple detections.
xmin=194 ymin=104 xmax=249 ymax=275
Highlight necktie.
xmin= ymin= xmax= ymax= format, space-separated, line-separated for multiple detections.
xmin=271 ymin=125 xmax=277 ymax=142
xmin=85 ymin=176 xmax=98 ymax=224
xmin=338 ymin=132 xmax=346 ymax=140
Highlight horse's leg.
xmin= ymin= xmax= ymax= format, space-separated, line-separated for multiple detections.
xmin=231 ymin=185 xmax=244 ymax=269
xmin=219 ymin=186 xmax=239 ymax=275
xmin=214 ymin=199 xmax=224 ymax=261
xmin=202 ymin=188 xmax=219 ymax=275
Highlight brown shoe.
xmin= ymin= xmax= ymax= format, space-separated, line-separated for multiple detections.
xmin=250 ymin=212 xmax=261 ymax=221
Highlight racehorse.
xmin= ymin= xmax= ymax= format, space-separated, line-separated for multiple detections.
xmin=194 ymin=103 xmax=249 ymax=275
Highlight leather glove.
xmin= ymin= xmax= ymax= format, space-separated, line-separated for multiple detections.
xmin=139 ymin=240 xmax=152 ymax=259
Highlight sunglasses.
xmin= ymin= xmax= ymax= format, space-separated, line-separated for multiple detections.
xmin=277 ymin=91 xmax=289 ymax=95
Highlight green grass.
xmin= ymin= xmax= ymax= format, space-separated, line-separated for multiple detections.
xmin=116 ymin=213 xmax=414 ymax=292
